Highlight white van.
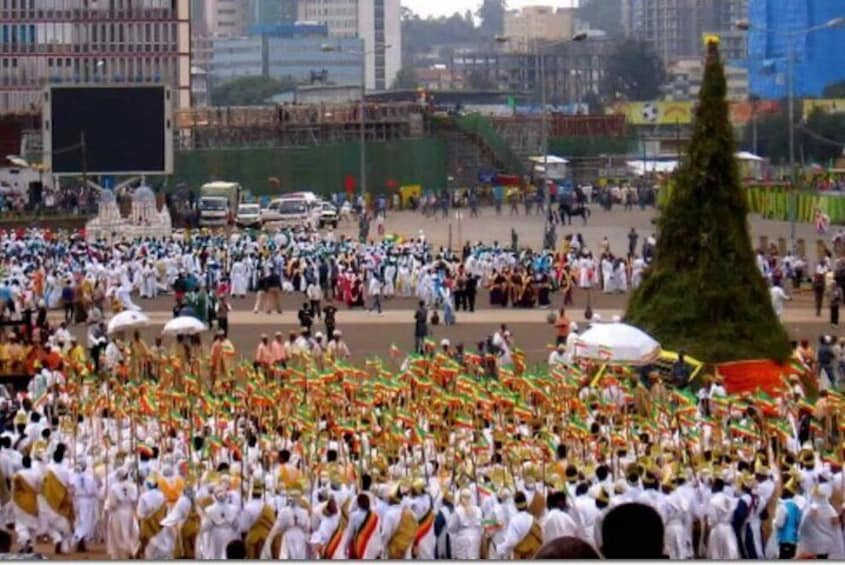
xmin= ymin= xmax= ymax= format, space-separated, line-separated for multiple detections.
xmin=260 ymin=192 xmax=322 ymax=229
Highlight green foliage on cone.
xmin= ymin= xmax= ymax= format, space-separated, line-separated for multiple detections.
xmin=625 ymin=41 xmax=791 ymax=363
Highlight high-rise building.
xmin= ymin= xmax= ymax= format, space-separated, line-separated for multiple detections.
xmin=249 ymin=0 xmax=298 ymax=26
xmin=211 ymin=30 xmax=363 ymax=89
xmin=204 ymin=0 xmax=249 ymax=37
xmin=625 ymin=0 xmax=747 ymax=63
xmin=297 ymin=0 xmax=401 ymax=91
xmin=0 ymin=0 xmax=191 ymax=115
xmin=503 ymin=6 xmax=576 ymax=53
xmin=747 ymin=0 xmax=845 ymax=98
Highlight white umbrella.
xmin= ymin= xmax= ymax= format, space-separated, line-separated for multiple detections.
xmin=107 ymin=310 xmax=150 ymax=335
xmin=574 ymin=322 xmax=661 ymax=365
xmin=162 ymin=316 xmax=208 ymax=336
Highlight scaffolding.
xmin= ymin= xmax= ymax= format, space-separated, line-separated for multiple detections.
xmin=174 ymin=102 xmax=426 ymax=150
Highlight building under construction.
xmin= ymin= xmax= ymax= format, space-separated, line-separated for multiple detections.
xmin=173 ymin=101 xmax=426 ymax=150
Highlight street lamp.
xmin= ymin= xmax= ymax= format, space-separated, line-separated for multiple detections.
xmin=736 ymin=16 xmax=845 ymax=253
xmin=496 ymin=32 xmax=588 ymax=246
xmin=321 ymin=43 xmax=392 ymax=203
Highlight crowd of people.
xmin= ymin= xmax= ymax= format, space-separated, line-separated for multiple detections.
xmin=0 ymin=219 xmax=841 ymax=559
xmin=0 ymin=300 xmax=839 ymax=560
xmin=0 ymin=224 xmax=665 ymax=338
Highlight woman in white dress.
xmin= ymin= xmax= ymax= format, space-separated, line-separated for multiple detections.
xmin=448 ymin=489 xmax=483 ymax=560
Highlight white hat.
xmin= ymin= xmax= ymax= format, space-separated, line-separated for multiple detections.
xmin=441 ymin=339 xmax=450 ymax=347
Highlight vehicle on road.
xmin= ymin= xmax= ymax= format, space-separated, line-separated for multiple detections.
xmin=260 ymin=192 xmax=322 ymax=229
xmin=319 ymin=201 xmax=339 ymax=228
xmin=199 ymin=181 xmax=242 ymax=227
xmin=236 ymin=203 xmax=261 ymax=228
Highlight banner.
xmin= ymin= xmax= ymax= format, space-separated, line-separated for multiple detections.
xmin=745 ymin=186 xmax=845 ymax=224
xmin=607 ymin=101 xmax=693 ymax=125
xmin=608 ymin=99 xmax=781 ymax=126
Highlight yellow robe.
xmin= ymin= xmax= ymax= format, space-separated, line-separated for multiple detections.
xmin=12 ymin=475 xmax=38 ymax=517
xmin=138 ymin=503 xmax=168 ymax=556
xmin=42 ymin=470 xmax=74 ymax=525
xmin=245 ymin=505 xmax=276 ymax=559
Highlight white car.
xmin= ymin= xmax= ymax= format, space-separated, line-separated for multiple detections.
xmin=260 ymin=196 xmax=321 ymax=229
xmin=236 ymin=203 xmax=261 ymax=228
xmin=319 ymin=201 xmax=339 ymax=229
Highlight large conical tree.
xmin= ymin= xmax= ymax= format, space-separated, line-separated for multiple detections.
xmin=625 ymin=39 xmax=791 ymax=363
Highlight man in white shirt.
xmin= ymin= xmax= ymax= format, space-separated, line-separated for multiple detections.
xmin=548 ymin=344 xmax=567 ymax=367
xmin=769 ymin=282 xmax=790 ymax=319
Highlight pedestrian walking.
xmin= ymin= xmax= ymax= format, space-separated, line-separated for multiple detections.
xmin=414 ymin=300 xmax=428 ymax=353
xmin=830 ymin=284 xmax=842 ymax=327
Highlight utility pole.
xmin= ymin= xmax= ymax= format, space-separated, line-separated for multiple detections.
xmin=80 ymin=130 xmax=87 ymax=192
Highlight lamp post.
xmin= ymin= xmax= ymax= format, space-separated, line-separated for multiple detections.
xmin=496 ymin=31 xmax=588 ymax=247
xmin=736 ymin=16 xmax=845 ymax=253
xmin=322 ymin=43 xmax=392 ymax=203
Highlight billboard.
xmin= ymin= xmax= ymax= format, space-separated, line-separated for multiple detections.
xmin=43 ymin=85 xmax=173 ymax=176
xmin=607 ymin=99 xmax=782 ymax=127
xmin=803 ymin=98 xmax=845 ymax=120
xmin=607 ymin=101 xmax=693 ymax=125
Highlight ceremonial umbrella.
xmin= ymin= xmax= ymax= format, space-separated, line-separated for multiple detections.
xmin=107 ymin=310 xmax=150 ymax=335
xmin=574 ymin=321 xmax=661 ymax=365
xmin=162 ymin=316 xmax=208 ymax=337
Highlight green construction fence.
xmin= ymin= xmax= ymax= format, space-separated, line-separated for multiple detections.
xmin=173 ymin=138 xmax=448 ymax=196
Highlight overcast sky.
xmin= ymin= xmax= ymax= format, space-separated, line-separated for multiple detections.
xmin=402 ymin=0 xmax=579 ymax=19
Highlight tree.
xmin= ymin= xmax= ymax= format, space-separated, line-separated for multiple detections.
xmin=823 ymin=79 xmax=845 ymax=98
xmin=741 ymin=105 xmax=789 ymax=163
xmin=211 ymin=76 xmax=294 ymax=106
xmin=392 ymin=67 xmax=419 ymax=90
xmin=625 ymin=39 xmax=791 ymax=363
xmin=600 ymin=39 xmax=666 ymax=101
xmin=476 ymin=0 xmax=506 ymax=38
xmin=576 ymin=0 xmax=623 ymax=36
xmin=401 ymin=9 xmax=481 ymax=61
xmin=742 ymin=103 xmax=845 ymax=166
xmin=802 ymin=109 xmax=845 ymax=165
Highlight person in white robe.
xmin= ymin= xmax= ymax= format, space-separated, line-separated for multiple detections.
xmin=158 ymin=487 xmax=195 ymax=559
xmin=494 ymin=493 xmax=536 ymax=559
xmin=137 ymin=477 xmax=169 ymax=559
xmin=310 ymin=496 xmax=346 ymax=559
xmin=70 ymin=461 xmax=99 ymax=552
xmin=262 ymin=496 xmax=310 ymax=559
xmin=706 ymin=482 xmax=739 ymax=560
xmin=11 ymin=455 xmax=42 ymax=553
xmin=105 ymin=467 xmax=140 ymax=559
xmin=230 ymin=258 xmax=248 ymax=297
xmin=543 ymin=490 xmax=580 ymax=541
xmin=798 ymin=484 xmax=840 ymax=558
xmin=39 ymin=446 xmax=74 ymax=553
xmin=601 ymin=257 xmax=615 ymax=293
xmin=197 ymin=487 xmax=239 ymax=560
xmin=578 ymin=256 xmax=594 ymax=289
xmin=660 ymin=482 xmax=693 ymax=560
xmin=448 ymin=489 xmax=482 ymax=559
